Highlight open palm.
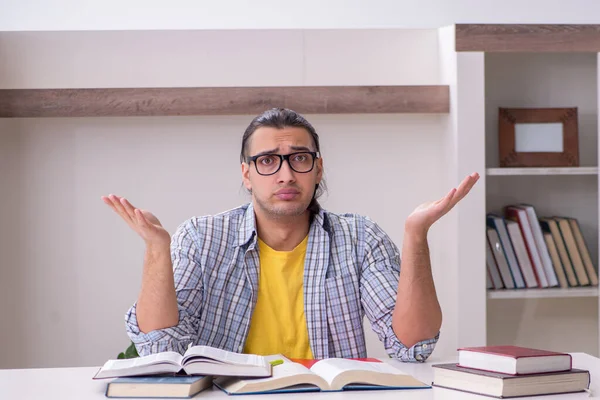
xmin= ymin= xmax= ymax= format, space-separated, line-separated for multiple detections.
xmin=101 ymin=194 xmax=171 ymax=246
xmin=405 ymin=172 xmax=480 ymax=235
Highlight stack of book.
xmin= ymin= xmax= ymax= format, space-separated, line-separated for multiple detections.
xmin=432 ymin=345 xmax=591 ymax=398
xmin=93 ymin=345 xmax=431 ymax=398
xmin=486 ymin=203 xmax=599 ymax=290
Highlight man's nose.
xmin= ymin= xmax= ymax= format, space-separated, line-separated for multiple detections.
xmin=277 ymin=159 xmax=296 ymax=182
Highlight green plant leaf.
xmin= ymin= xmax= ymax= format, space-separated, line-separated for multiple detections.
xmin=124 ymin=342 xmax=139 ymax=359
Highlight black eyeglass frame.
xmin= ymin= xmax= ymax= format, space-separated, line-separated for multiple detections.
xmin=246 ymin=151 xmax=320 ymax=176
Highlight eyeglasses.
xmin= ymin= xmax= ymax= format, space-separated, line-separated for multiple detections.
xmin=247 ymin=151 xmax=320 ymax=176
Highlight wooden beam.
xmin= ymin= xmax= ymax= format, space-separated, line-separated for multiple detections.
xmin=0 ymin=86 xmax=449 ymax=117
xmin=456 ymin=24 xmax=600 ymax=52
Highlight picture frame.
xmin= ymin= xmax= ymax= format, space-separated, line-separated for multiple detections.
xmin=498 ymin=107 xmax=579 ymax=168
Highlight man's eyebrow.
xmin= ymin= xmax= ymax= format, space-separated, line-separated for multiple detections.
xmin=251 ymin=146 xmax=313 ymax=158
xmin=251 ymin=148 xmax=279 ymax=158
xmin=290 ymin=146 xmax=313 ymax=152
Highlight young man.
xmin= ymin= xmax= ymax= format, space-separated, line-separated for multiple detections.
xmin=102 ymin=108 xmax=479 ymax=362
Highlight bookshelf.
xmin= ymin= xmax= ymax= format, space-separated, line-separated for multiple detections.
xmin=488 ymin=287 xmax=599 ymax=300
xmin=440 ymin=24 xmax=600 ymax=358
xmin=484 ymin=50 xmax=599 ymax=354
xmin=0 ymin=86 xmax=450 ymax=117
xmin=486 ymin=167 xmax=598 ymax=176
xmin=485 ymin=52 xmax=600 ymax=354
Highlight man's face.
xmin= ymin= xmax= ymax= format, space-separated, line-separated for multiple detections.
xmin=242 ymin=126 xmax=323 ymax=218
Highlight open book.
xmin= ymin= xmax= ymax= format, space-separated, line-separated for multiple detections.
xmin=93 ymin=345 xmax=271 ymax=379
xmin=214 ymin=356 xmax=430 ymax=394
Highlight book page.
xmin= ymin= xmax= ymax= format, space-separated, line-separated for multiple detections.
xmin=240 ymin=358 xmax=314 ymax=383
xmin=309 ymin=359 xmax=405 ymax=387
xmin=103 ymin=351 xmax=183 ymax=371
xmin=182 ymin=345 xmax=265 ymax=367
xmin=214 ymin=356 xmax=328 ymax=393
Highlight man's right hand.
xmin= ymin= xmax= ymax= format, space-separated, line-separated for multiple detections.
xmin=102 ymin=194 xmax=171 ymax=247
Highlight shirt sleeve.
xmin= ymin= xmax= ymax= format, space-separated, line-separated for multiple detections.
xmin=124 ymin=218 xmax=204 ymax=356
xmin=359 ymin=217 xmax=439 ymax=362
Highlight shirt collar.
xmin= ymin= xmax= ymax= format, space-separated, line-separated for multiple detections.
xmin=236 ymin=202 xmax=329 ymax=247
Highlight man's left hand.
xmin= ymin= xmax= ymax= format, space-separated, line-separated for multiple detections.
xmin=405 ymin=172 xmax=480 ymax=237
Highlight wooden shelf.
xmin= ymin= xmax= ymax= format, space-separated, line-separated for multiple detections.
xmin=456 ymin=24 xmax=600 ymax=52
xmin=488 ymin=287 xmax=599 ymax=299
xmin=486 ymin=167 xmax=598 ymax=176
xmin=0 ymin=85 xmax=449 ymax=118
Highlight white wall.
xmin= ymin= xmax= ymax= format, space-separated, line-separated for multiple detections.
xmin=0 ymin=30 xmax=439 ymax=89
xmin=0 ymin=116 xmax=446 ymax=369
xmin=438 ymin=25 xmax=487 ymax=353
xmin=0 ymin=30 xmax=450 ymax=368
xmin=1 ymin=0 xmax=600 ymax=30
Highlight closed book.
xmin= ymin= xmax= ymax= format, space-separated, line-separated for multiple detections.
xmin=105 ymin=375 xmax=212 ymax=398
xmin=505 ymin=220 xmax=538 ymax=288
xmin=457 ymin=345 xmax=572 ymax=375
xmin=518 ymin=204 xmax=559 ymax=287
xmin=432 ymin=363 xmax=590 ymax=398
xmin=539 ymin=218 xmax=579 ymax=287
xmin=504 ymin=206 xmax=548 ymax=287
xmin=543 ymin=232 xmax=569 ymax=288
xmin=554 ymin=217 xmax=590 ymax=286
xmin=486 ymin=232 xmax=505 ymax=289
xmin=487 ymin=215 xmax=525 ymax=288
xmin=568 ymin=217 xmax=599 ymax=286
xmin=486 ymin=228 xmax=515 ymax=289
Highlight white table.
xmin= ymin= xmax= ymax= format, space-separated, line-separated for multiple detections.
xmin=1 ymin=353 xmax=597 ymax=399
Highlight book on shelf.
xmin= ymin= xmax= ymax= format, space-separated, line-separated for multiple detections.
xmin=486 ymin=203 xmax=599 ymax=291
xmin=566 ymin=217 xmax=599 ymax=285
xmin=542 ymin=232 xmax=569 ymax=288
xmin=505 ymin=220 xmax=538 ymax=288
xmin=486 ymin=268 xmax=494 ymax=289
xmin=504 ymin=206 xmax=550 ymax=288
xmin=539 ymin=217 xmax=579 ymax=287
xmin=93 ymin=345 xmax=272 ymax=380
xmin=487 ymin=215 xmax=524 ymax=288
xmin=504 ymin=205 xmax=554 ymax=288
xmin=518 ymin=204 xmax=559 ymax=287
xmin=214 ymin=355 xmax=430 ymax=395
xmin=554 ymin=217 xmax=591 ymax=286
xmin=486 ymin=227 xmax=514 ymax=289
xmin=486 ymin=237 xmax=504 ymax=289
xmin=105 ymin=375 xmax=212 ymax=398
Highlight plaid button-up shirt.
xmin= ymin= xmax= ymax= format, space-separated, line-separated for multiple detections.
xmin=125 ymin=202 xmax=438 ymax=362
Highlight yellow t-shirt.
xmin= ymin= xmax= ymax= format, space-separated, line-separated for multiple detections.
xmin=243 ymin=235 xmax=314 ymax=359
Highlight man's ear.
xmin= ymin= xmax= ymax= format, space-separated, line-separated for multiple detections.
xmin=241 ymin=163 xmax=252 ymax=190
xmin=316 ymin=157 xmax=323 ymax=183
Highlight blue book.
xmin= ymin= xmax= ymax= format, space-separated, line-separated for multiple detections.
xmin=487 ymin=213 xmax=525 ymax=288
xmin=105 ymin=375 xmax=212 ymax=398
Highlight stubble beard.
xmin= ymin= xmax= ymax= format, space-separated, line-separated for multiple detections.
xmin=254 ymin=194 xmax=310 ymax=220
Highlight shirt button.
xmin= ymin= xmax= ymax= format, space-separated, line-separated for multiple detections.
xmin=423 ymin=344 xmax=428 ymax=349
xmin=416 ymin=354 xmax=424 ymax=361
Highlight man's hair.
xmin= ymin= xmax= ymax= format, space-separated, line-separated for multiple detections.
xmin=240 ymin=108 xmax=326 ymax=214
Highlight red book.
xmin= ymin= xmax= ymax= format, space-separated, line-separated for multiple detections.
xmin=457 ymin=345 xmax=572 ymax=375
xmin=290 ymin=358 xmax=381 ymax=369
xmin=504 ymin=206 xmax=547 ymax=287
